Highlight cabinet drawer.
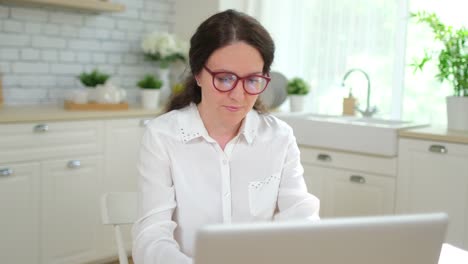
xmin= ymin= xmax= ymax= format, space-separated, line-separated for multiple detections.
xmin=300 ymin=146 xmax=397 ymax=177
xmin=0 ymin=120 xmax=103 ymax=163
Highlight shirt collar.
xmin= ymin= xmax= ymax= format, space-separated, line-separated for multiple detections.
xmin=239 ymin=110 xmax=259 ymax=145
xmin=178 ymin=103 xmax=260 ymax=145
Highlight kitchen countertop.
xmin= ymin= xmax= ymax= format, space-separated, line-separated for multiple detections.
xmin=399 ymin=126 xmax=468 ymax=144
xmin=0 ymin=104 xmax=163 ymax=123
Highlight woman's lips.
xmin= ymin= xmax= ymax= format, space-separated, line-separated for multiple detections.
xmin=224 ymin=105 xmax=241 ymax=112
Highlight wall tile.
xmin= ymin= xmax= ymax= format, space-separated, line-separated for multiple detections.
xmin=10 ymin=7 xmax=48 ymax=22
xmin=4 ymin=20 xmax=24 ymax=33
xmin=0 ymin=0 xmax=176 ymax=105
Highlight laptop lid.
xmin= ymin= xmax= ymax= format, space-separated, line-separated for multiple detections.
xmin=194 ymin=213 xmax=448 ymax=264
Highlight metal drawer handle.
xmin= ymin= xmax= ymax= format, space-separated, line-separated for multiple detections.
xmin=317 ymin=154 xmax=332 ymax=162
xmin=140 ymin=119 xmax=151 ymax=127
xmin=33 ymin=124 xmax=49 ymax=133
xmin=429 ymin=145 xmax=447 ymax=154
xmin=0 ymin=168 xmax=13 ymax=176
xmin=350 ymin=175 xmax=366 ymax=184
xmin=67 ymin=160 xmax=81 ymax=169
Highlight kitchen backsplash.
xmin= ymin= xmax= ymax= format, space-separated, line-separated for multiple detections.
xmin=0 ymin=0 xmax=175 ymax=105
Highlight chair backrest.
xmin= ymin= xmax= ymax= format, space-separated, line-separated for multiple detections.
xmin=101 ymin=192 xmax=138 ymax=264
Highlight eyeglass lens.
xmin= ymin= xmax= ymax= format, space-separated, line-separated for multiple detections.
xmin=214 ymin=72 xmax=267 ymax=94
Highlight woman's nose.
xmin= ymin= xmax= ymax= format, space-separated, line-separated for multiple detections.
xmin=228 ymin=80 xmax=245 ymax=100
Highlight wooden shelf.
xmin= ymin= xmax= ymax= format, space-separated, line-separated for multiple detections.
xmin=1 ymin=0 xmax=125 ymax=12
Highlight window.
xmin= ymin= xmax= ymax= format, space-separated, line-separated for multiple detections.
xmin=242 ymin=0 xmax=466 ymax=124
xmin=404 ymin=0 xmax=468 ymax=125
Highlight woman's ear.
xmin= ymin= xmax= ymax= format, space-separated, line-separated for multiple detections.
xmin=194 ymin=75 xmax=201 ymax=86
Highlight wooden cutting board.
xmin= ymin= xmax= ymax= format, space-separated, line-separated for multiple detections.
xmin=64 ymin=100 xmax=129 ymax=111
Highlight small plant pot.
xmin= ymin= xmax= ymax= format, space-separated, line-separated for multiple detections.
xmin=446 ymin=96 xmax=468 ymax=131
xmin=141 ymin=89 xmax=160 ymax=110
xmin=86 ymin=87 xmax=97 ymax=102
xmin=289 ymin=95 xmax=306 ymax=112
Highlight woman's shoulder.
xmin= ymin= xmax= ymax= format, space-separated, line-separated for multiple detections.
xmin=254 ymin=111 xmax=294 ymax=137
xmin=144 ymin=107 xmax=190 ymax=136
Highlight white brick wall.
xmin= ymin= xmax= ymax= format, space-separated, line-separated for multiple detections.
xmin=0 ymin=0 xmax=175 ymax=105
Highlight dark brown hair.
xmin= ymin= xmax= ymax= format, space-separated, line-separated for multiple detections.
xmin=166 ymin=9 xmax=275 ymax=113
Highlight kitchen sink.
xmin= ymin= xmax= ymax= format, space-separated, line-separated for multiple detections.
xmin=274 ymin=112 xmax=426 ymax=156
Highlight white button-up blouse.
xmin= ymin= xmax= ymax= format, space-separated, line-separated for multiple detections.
xmin=132 ymin=103 xmax=320 ymax=264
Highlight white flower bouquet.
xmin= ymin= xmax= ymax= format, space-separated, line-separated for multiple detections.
xmin=141 ymin=32 xmax=188 ymax=68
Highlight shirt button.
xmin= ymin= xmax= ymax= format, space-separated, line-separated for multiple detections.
xmin=222 ymin=159 xmax=227 ymax=165
xmin=224 ymin=192 xmax=231 ymax=198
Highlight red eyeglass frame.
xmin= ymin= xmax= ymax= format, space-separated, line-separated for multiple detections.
xmin=203 ymin=66 xmax=271 ymax=95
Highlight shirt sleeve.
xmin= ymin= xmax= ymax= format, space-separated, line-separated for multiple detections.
xmin=274 ymin=132 xmax=320 ymax=221
xmin=132 ymin=127 xmax=193 ymax=264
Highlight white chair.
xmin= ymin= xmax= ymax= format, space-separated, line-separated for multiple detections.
xmin=101 ymin=192 xmax=138 ymax=264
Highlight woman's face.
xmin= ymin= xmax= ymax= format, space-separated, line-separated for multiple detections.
xmin=196 ymin=41 xmax=265 ymax=126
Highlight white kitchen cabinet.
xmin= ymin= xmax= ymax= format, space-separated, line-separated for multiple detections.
xmin=396 ymin=138 xmax=468 ymax=250
xmin=0 ymin=114 xmax=154 ymax=264
xmin=100 ymin=117 xmax=152 ymax=257
xmin=300 ymin=146 xmax=396 ymax=218
xmin=103 ymin=118 xmax=150 ymax=192
xmin=0 ymin=162 xmax=40 ymax=263
xmin=41 ymin=156 xmax=103 ymax=264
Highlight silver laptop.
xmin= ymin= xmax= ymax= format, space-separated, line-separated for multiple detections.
xmin=194 ymin=213 xmax=448 ymax=264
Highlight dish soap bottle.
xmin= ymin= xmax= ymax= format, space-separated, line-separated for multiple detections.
xmin=342 ymin=90 xmax=356 ymax=116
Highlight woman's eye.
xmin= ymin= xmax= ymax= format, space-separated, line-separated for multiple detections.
xmin=216 ymin=74 xmax=236 ymax=83
xmin=248 ymin=77 xmax=260 ymax=84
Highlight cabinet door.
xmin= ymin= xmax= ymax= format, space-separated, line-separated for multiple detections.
xmin=0 ymin=162 xmax=40 ymax=263
xmin=41 ymin=155 xmax=103 ymax=264
xmin=396 ymin=138 xmax=468 ymax=250
xmin=100 ymin=118 xmax=150 ymax=258
xmin=303 ymin=163 xmax=395 ymax=218
xmin=103 ymin=118 xmax=149 ymax=192
xmin=303 ymin=164 xmax=326 ymax=215
xmin=323 ymin=167 xmax=395 ymax=218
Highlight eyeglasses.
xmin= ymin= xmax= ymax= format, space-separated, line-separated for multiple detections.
xmin=203 ymin=66 xmax=271 ymax=95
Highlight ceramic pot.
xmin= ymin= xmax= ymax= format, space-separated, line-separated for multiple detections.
xmin=95 ymin=82 xmax=126 ymax=104
xmin=141 ymin=89 xmax=160 ymax=110
xmin=289 ymin=95 xmax=306 ymax=112
xmin=446 ymin=96 xmax=468 ymax=131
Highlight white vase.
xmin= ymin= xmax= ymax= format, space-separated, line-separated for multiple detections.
xmin=157 ymin=67 xmax=171 ymax=106
xmin=87 ymin=87 xmax=97 ymax=102
xmin=289 ymin=95 xmax=306 ymax=112
xmin=446 ymin=96 xmax=468 ymax=131
xmin=141 ymin=89 xmax=160 ymax=110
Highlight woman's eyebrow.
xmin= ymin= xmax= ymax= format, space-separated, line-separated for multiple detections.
xmin=212 ymin=68 xmax=264 ymax=76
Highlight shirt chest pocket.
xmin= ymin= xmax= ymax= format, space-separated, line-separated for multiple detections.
xmin=248 ymin=173 xmax=281 ymax=218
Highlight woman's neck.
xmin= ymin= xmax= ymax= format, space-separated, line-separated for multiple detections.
xmin=197 ymin=104 xmax=242 ymax=150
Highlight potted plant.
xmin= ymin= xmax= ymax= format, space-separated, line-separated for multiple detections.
xmin=287 ymin=77 xmax=310 ymax=112
xmin=410 ymin=11 xmax=468 ymax=131
xmin=138 ymin=74 xmax=163 ymax=110
xmin=78 ymin=69 xmax=110 ymax=103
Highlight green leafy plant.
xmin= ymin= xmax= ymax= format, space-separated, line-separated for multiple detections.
xmin=287 ymin=77 xmax=310 ymax=95
xmin=78 ymin=69 xmax=110 ymax=88
xmin=137 ymin=74 xmax=163 ymax=89
xmin=410 ymin=11 xmax=467 ymax=96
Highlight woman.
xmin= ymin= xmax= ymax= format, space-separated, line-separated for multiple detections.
xmin=132 ymin=9 xmax=320 ymax=264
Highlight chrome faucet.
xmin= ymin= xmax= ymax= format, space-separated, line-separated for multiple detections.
xmin=341 ymin=68 xmax=377 ymax=117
